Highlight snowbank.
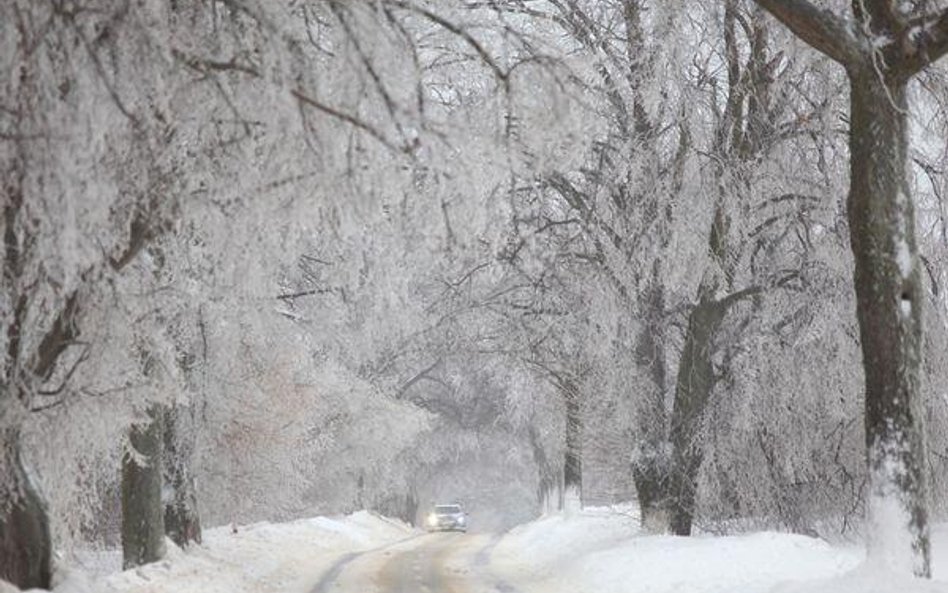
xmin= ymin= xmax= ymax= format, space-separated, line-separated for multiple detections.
xmin=14 ymin=507 xmax=948 ymax=593
xmin=35 ymin=511 xmax=415 ymax=593
xmin=492 ymin=506 xmax=948 ymax=593
xmin=492 ymin=504 xmax=642 ymax=572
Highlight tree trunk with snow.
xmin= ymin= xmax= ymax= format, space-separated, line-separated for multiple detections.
xmin=2 ymin=182 xmax=54 ymax=589
xmin=0 ymin=428 xmax=51 ymax=589
xmin=667 ymin=281 xmax=728 ymax=536
xmin=849 ymin=70 xmax=929 ymax=576
xmin=632 ymin=269 xmax=672 ymax=531
xmin=163 ymin=404 xmax=202 ymax=547
xmin=529 ymin=426 xmax=560 ymax=514
xmin=632 ymin=450 xmax=670 ymax=533
xmin=750 ymin=0 xmax=948 ymax=576
xmin=563 ymin=377 xmax=583 ymax=513
xmin=122 ymin=405 xmax=166 ymax=569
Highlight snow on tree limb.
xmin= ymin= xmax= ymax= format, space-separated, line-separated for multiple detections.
xmin=752 ymin=0 xmax=860 ymax=64
xmin=902 ymin=8 xmax=948 ymax=74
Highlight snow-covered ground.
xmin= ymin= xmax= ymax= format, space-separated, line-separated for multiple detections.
xmin=30 ymin=511 xmax=415 ymax=593
xmin=492 ymin=505 xmax=948 ymax=593
xmin=12 ymin=507 xmax=948 ymax=593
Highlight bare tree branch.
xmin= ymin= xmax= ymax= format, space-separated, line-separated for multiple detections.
xmin=396 ymin=357 xmax=444 ymax=399
xmin=31 ymin=289 xmax=82 ymax=381
xmin=291 ymin=88 xmax=411 ymax=154
xmin=902 ymin=8 xmax=948 ymax=75
xmin=752 ymin=0 xmax=859 ymax=65
xmin=381 ymin=0 xmax=509 ymax=87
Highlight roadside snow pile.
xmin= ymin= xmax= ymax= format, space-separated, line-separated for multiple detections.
xmin=493 ymin=504 xmax=642 ymax=572
xmin=492 ymin=506 xmax=948 ymax=593
xmin=44 ymin=511 xmax=414 ymax=593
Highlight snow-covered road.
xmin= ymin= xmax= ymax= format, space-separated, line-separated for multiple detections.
xmin=313 ymin=532 xmax=515 ymax=593
xmin=51 ymin=508 xmax=948 ymax=593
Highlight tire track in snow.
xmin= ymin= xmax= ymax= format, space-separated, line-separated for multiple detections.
xmin=472 ymin=532 xmax=520 ymax=593
xmin=309 ymin=533 xmax=421 ymax=593
xmin=312 ymin=530 xmax=522 ymax=593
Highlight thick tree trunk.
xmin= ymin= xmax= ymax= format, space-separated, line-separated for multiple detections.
xmin=122 ymin=405 xmax=166 ymax=569
xmin=563 ymin=379 xmax=583 ymax=513
xmin=667 ymin=283 xmax=727 ymax=536
xmin=748 ymin=0 xmax=948 ymax=576
xmin=848 ymin=71 xmax=930 ymax=576
xmin=1 ymin=179 xmax=51 ymax=589
xmin=163 ymin=404 xmax=202 ymax=547
xmin=0 ymin=428 xmax=51 ymax=589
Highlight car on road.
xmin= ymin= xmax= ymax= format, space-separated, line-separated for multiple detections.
xmin=425 ymin=503 xmax=467 ymax=532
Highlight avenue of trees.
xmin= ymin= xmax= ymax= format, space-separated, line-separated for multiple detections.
xmin=3 ymin=0 xmax=948 ymax=588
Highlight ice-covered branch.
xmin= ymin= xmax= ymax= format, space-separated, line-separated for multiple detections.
xmin=752 ymin=0 xmax=860 ymax=64
xmin=291 ymin=88 xmax=412 ymax=153
xmin=902 ymin=8 xmax=948 ymax=74
xmin=381 ymin=0 xmax=509 ymax=87
xmin=716 ymin=270 xmax=801 ymax=311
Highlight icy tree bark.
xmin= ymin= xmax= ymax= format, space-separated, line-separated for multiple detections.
xmin=750 ymin=0 xmax=948 ymax=576
xmin=163 ymin=404 xmax=202 ymax=547
xmin=1 ymin=227 xmax=79 ymax=590
xmin=528 ymin=426 xmax=560 ymax=514
xmin=632 ymin=266 xmax=671 ymax=531
xmin=563 ymin=378 xmax=583 ymax=513
xmin=531 ymin=364 xmax=582 ymax=514
xmin=849 ymin=71 xmax=929 ymax=575
xmin=122 ymin=405 xmax=166 ymax=569
xmin=1 ymin=179 xmax=53 ymax=589
xmin=0 ymin=428 xmax=51 ymax=589
xmin=667 ymin=281 xmax=728 ymax=536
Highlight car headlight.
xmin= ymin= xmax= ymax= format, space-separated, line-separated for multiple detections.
xmin=458 ymin=516 xmax=465 ymax=524
xmin=427 ymin=514 xmax=437 ymax=526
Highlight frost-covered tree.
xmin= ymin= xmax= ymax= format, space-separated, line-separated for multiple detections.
xmin=1 ymin=0 xmax=185 ymax=584
xmin=664 ymin=1 xmax=817 ymax=536
xmin=0 ymin=0 xmax=438 ymax=584
xmin=749 ymin=0 xmax=948 ymax=577
xmin=4 ymin=0 xmax=948 ymax=587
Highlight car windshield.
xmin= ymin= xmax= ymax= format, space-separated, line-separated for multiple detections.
xmin=434 ymin=505 xmax=461 ymax=514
